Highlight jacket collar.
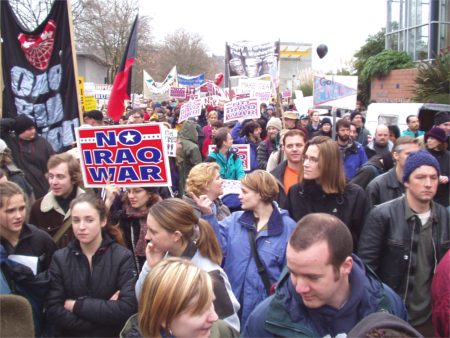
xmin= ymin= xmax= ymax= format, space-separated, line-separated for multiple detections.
xmin=386 ymin=167 xmax=403 ymax=189
xmin=238 ymin=203 xmax=284 ymax=236
xmin=40 ymin=187 xmax=85 ymax=218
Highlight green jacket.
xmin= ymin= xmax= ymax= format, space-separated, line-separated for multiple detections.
xmin=178 ymin=121 xmax=202 ymax=196
xmin=206 ymin=151 xmax=245 ymax=180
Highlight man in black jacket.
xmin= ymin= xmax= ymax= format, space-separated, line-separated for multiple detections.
xmin=366 ymin=136 xmax=420 ymax=209
xmin=358 ymin=150 xmax=450 ymax=337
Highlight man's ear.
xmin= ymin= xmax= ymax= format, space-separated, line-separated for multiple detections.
xmin=341 ymin=256 xmax=353 ymax=276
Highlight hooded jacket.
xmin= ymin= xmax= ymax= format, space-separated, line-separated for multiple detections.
xmin=46 ymin=234 xmax=137 ymax=337
xmin=4 ymin=134 xmax=55 ymax=199
xmin=203 ymin=205 xmax=296 ymax=326
xmin=340 ymin=141 xmax=368 ymax=180
xmin=177 ymin=121 xmax=202 ymax=196
xmin=242 ymin=255 xmax=407 ymax=338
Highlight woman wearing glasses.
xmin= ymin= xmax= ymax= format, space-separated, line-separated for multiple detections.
xmin=284 ymin=136 xmax=368 ymax=250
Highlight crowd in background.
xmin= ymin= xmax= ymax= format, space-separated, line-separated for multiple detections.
xmin=0 ymin=98 xmax=449 ymax=338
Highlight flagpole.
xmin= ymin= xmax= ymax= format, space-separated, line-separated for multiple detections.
xmin=67 ymin=0 xmax=83 ymax=124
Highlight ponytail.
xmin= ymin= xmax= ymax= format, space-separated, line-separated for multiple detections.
xmin=196 ymin=219 xmax=222 ymax=265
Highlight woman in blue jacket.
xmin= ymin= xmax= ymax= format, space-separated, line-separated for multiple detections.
xmin=195 ymin=170 xmax=296 ymax=327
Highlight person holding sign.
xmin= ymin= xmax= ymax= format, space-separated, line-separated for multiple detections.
xmin=106 ymin=186 xmax=162 ymax=273
xmin=205 ymin=128 xmax=245 ymax=181
xmin=231 ymin=120 xmax=262 ymax=172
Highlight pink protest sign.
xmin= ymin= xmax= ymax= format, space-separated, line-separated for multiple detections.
xmin=223 ymin=98 xmax=260 ymax=123
xmin=170 ymin=86 xmax=187 ymax=98
xmin=76 ymin=124 xmax=171 ymax=187
xmin=178 ymin=99 xmax=202 ymax=123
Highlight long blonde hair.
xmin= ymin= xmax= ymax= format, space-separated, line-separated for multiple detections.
xmin=138 ymin=258 xmax=214 ymax=338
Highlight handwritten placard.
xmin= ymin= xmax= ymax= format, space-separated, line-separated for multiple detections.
xmin=178 ymin=99 xmax=202 ymax=123
xmin=223 ymin=98 xmax=260 ymax=123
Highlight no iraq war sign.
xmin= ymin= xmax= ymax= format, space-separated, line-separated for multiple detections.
xmin=76 ymin=124 xmax=171 ymax=187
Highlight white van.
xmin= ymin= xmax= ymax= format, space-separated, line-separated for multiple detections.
xmin=365 ymin=103 xmax=450 ymax=135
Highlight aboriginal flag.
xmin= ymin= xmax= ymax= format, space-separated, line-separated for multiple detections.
xmin=107 ymin=15 xmax=138 ymax=122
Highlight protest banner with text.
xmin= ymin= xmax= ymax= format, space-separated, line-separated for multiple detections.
xmin=76 ymin=124 xmax=171 ymax=187
xmin=223 ymin=98 xmax=260 ymax=123
xmin=178 ymin=99 xmax=202 ymax=123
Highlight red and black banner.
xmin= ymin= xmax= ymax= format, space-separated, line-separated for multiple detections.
xmin=107 ymin=15 xmax=138 ymax=122
xmin=1 ymin=0 xmax=80 ymax=152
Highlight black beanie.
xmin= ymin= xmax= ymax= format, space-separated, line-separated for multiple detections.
xmin=14 ymin=114 xmax=35 ymax=135
xmin=350 ymin=111 xmax=362 ymax=121
xmin=434 ymin=111 xmax=450 ymax=126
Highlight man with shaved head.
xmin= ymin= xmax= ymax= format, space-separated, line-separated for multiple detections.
xmin=365 ymin=125 xmax=393 ymax=160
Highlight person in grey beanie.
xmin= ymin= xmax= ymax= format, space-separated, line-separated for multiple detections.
xmin=358 ymin=150 xmax=450 ymax=337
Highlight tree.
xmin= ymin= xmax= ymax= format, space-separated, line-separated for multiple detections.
xmin=151 ymin=29 xmax=214 ymax=81
xmin=10 ymin=0 xmax=85 ymax=30
xmin=352 ymin=29 xmax=386 ymax=107
xmin=75 ymin=0 xmax=153 ymax=84
xmin=360 ymin=50 xmax=414 ymax=81
xmin=412 ymin=52 xmax=450 ymax=103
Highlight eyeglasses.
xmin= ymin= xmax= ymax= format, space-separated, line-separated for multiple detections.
xmin=303 ymin=155 xmax=319 ymax=164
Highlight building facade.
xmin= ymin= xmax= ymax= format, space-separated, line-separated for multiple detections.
xmin=386 ymin=0 xmax=450 ymax=61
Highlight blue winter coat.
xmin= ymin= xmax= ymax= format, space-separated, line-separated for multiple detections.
xmin=203 ymin=205 xmax=295 ymax=327
xmin=342 ymin=141 xmax=368 ymax=180
xmin=242 ymin=255 xmax=407 ymax=338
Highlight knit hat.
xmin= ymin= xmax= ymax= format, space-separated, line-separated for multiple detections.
xmin=347 ymin=312 xmax=423 ymax=338
xmin=434 ymin=111 xmax=450 ymax=126
xmin=14 ymin=114 xmax=35 ymax=135
xmin=350 ymin=111 xmax=362 ymax=121
xmin=403 ymin=150 xmax=440 ymax=183
xmin=266 ymin=117 xmax=282 ymax=131
xmin=425 ymin=127 xmax=447 ymax=143
xmin=320 ymin=117 xmax=332 ymax=127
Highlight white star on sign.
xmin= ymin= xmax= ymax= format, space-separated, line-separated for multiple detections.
xmin=123 ymin=132 xmax=136 ymax=143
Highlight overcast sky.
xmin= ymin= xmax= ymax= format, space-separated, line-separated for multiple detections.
xmin=139 ymin=0 xmax=387 ymax=72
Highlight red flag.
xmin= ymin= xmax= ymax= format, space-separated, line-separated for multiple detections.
xmin=107 ymin=16 xmax=138 ymax=121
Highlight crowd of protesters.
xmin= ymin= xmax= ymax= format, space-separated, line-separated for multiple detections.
xmin=0 ymin=97 xmax=449 ymax=338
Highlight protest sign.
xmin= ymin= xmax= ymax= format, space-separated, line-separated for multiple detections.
xmin=178 ymin=73 xmax=205 ymax=87
xmin=170 ymin=86 xmax=187 ymax=99
xmin=313 ymin=75 xmax=357 ymax=109
xmin=223 ymin=98 xmax=260 ymax=123
xmin=76 ymin=124 xmax=171 ymax=187
xmin=221 ymin=180 xmax=242 ymax=197
xmin=253 ymin=91 xmax=271 ymax=103
xmin=208 ymin=144 xmax=251 ymax=171
xmin=282 ymin=89 xmax=292 ymax=98
xmin=163 ymin=128 xmax=178 ymax=157
xmin=238 ymin=78 xmax=272 ymax=92
xmin=178 ymin=99 xmax=202 ymax=122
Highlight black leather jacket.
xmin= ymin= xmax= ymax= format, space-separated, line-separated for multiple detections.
xmin=358 ymin=196 xmax=450 ymax=299
xmin=366 ymin=167 xmax=405 ymax=209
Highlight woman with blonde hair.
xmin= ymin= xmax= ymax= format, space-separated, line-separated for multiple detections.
xmin=195 ymin=170 xmax=296 ymax=326
xmin=284 ymin=136 xmax=368 ymax=249
xmin=135 ymin=199 xmax=240 ymax=332
xmin=183 ymin=162 xmax=230 ymax=220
